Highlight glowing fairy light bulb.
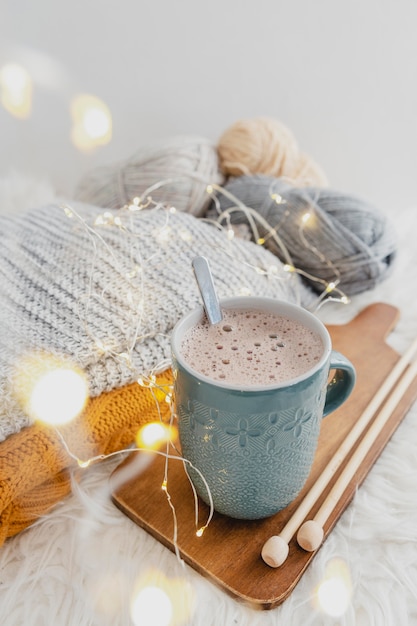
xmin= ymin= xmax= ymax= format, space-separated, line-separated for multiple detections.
xmin=29 ymin=366 xmax=88 ymax=426
xmin=128 ymin=197 xmax=143 ymax=211
xmin=131 ymin=585 xmax=173 ymax=626
xmin=316 ymin=558 xmax=352 ymax=617
xmin=325 ymin=281 xmax=336 ymax=293
xmin=271 ymin=192 xmax=284 ymax=204
xmin=70 ymin=94 xmax=112 ymax=151
xmin=301 ymin=212 xmax=311 ymax=224
xmin=139 ymin=423 xmax=167 ymax=447
xmin=94 ymin=211 xmax=111 ymax=226
xmin=0 ymin=62 xmax=32 ymax=118
xmin=77 ymin=459 xmax=92 ymax=468
xmin=136 ymin=421 xmax=177 ymax=450
xmin=12 ymin=353 xmax=88 ymax=426
xmin=137 ymin=374 xmax=156 ymax=388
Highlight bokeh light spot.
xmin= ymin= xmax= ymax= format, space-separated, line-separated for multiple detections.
xmin=30 ymin=368 xmax=88 ymax=425
xmin=70 ymin=94 xmax=112 ymax=151
xmin=136 ymin=422 xmax=177 ymax=450
xmin=131 ymin=585 xmax=172 ymax=626
xmin=316 ymin=558 xmax=352 ymax=617
xmin=130 ymin=570 xmax=195 ymax=626
xmin=0 ymin=62 xmax=32 ymax=118
xmin=13 ymin=353 xmax=88 ymax=426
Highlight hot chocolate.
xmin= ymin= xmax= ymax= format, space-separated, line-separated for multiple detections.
xmin=180 ymin=308 xmax=324 ymax=387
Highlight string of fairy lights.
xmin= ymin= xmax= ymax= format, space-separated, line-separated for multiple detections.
xmin=8 ymin=176 xmax=354 ymax=622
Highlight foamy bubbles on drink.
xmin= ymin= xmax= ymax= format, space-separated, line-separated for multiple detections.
xmin=180 ymin=309 xmax=324 ymax=387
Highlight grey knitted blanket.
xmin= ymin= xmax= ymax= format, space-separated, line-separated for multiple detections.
xmin=0 ymin=202 xmax=312 ymax=442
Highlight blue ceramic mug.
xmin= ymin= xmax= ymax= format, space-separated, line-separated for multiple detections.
xmin=171 ymin=297 xmax=355 ymax=520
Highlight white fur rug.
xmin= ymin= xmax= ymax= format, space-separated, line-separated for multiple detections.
xmin=1 ymin=176 xmax=417 ymax=625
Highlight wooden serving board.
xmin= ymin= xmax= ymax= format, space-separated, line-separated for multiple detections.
xmin=111 ymin=303 xmax=417 ymax=609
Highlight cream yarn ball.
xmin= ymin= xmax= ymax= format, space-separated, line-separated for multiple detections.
xmin=217 ymin=117 xmax=328 ymax=187
xmin=75 ymin=136 xmax=224 ymax=216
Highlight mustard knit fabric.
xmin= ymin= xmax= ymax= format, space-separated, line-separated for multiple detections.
xmin=0 ymin=371 xmax=173 ymax=545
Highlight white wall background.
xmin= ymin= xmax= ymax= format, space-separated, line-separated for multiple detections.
xmin=1 ymin=0 xmax=416 ymax=212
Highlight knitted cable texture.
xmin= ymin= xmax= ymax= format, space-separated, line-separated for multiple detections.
xmin=0 ymin=202 xmax=311 ymax=443
xmin=0 ymin=372 xmax=173 ymax=545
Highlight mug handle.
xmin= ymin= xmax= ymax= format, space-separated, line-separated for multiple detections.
xmin=323 ymin=350 xmax=356 ymax=417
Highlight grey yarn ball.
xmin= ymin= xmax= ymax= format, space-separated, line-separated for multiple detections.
xmin=75 ymin=135 xmax=224 ymax=216
xmin=207 ymin=175 xmax=397 ymax=296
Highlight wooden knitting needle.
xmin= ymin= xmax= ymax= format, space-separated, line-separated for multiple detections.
xmin=261 ymin=335 xmax=417 ymax=568
xmin=297 ymin=356 xmax=417 ymax=552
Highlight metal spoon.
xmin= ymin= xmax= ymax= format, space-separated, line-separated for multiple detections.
xmin=192 ymin=256 xmax=223 ymax=325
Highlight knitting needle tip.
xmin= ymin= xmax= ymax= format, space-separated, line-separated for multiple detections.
xmin=297 ymin=520 xmax=324 ymax=552
xmin=261 ymin=535 xmax=289 ymax=568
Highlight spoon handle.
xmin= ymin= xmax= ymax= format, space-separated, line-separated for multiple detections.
xmin=192 ymin=256 xmax=223 ymax=325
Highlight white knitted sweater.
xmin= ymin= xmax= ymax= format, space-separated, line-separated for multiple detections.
xmin=0 ymin=202 xmax=312 ymax=442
